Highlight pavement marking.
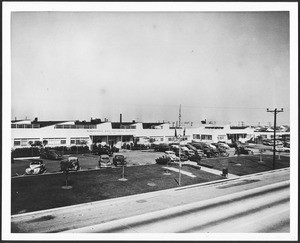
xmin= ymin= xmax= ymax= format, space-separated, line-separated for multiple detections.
xmin=162 ymin=167 xmax=197 ymax=178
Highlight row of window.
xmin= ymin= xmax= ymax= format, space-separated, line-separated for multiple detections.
xmin=193 ymin=134 xmax=213 ymax=140
xmin=11 ymin=124 xmax=40 ymax=129
xmin=13 ymin=137 xmax=89 ymax=147
xmin=55 ymin=125 xmax=97 ymax=129
xmin=13 ymin=138 xmax=40 ymax=146
xmin=120 ymin=125 xmax=136 ymax=129
xmin=70 ymin=137 xmax=89 ymax=145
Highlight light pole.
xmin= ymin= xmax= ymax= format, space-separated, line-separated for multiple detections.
xmin=267 ymin=108 xmax=284 ymax=170
xmin=178 ymin=135 xmax=182 ymax=186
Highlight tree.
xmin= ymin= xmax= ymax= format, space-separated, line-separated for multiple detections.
xmin=42 ymin=140 xmax=48 ymax=147
xmin=28 ymin=141 xmax=34 ymax=156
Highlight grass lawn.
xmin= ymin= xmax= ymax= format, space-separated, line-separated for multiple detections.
xmin=200 ymin=154 xmax=290 ymax=176
xmin=11 ymin=164 xmax=223 ymax=214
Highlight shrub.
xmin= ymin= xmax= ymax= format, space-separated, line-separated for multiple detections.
xmin=12 ymin=147 xmax=40 ymax=158
xmin=155 ymin=156 xmax=169 ymax=165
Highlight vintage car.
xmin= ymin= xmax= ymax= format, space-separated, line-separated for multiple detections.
xmin=99 ymin=154 xmax=112 ymax=168
xmin=112 ymin=153 xmax=127 ymax=167
xmin=189 ymin=154 xmax=202 ymax=163
xmin=40 ymin=149 xmax=63 ymax=160
xmin=154 ymin=143 xmax=170 ymax=152
xmin=164 ymin=151 xmax=180 ymax=162
xmin=60 ymin=157 xmax=80 ymax=171
xmin=179 ymin=153 xmax=189 ymax=161
xmin=25 ymin=159 xmax=46 ymax=175
xmin=235 ymin=146 xmax=254 ymax=155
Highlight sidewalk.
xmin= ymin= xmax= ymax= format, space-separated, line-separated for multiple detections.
xmin=182 ymin=161 xmax=239 ymax=179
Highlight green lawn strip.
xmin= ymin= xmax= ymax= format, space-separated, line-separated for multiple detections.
xmin=201 ymin=155 xmax=290 ymax=176
xmin=11 ymin=164 xmax=223 ymax=214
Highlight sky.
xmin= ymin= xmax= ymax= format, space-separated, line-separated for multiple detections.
xmin=11 ymin=11 xmax=290 ymax=126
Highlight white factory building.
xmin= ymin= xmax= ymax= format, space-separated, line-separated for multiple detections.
xmin=11 ymin=118 xmax=289 ymax=149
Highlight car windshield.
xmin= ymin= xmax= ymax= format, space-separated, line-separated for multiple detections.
xmin=115 ymin=155 xmax=124 ymax=159
xmin=31 ymin=161 xmax=41 ymax=165
xmin=166 ymin=151 xmax=175 ymax=155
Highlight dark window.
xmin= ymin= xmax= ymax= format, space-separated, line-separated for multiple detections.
xmin=14 ymin=140 xmax=21 ymax=146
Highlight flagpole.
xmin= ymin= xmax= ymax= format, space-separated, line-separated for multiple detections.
xmin=179 ymin=135 xmax=181 ymax=186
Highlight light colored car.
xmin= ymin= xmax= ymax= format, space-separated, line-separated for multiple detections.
xmin=164 ymin=151 xmax=180 ymax=162
xmin=25 ymin=160 xmax=46 ymax=175
xmin=272 ymin=146 xmax=289 ymax=152
xmin=99 ymin=154 xmax=112 ymax=168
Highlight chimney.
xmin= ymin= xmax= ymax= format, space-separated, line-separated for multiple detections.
xmin=120 ymin=114 xmax=122 ymax=124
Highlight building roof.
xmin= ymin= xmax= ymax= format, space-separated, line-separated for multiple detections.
xmin=74 ymin=120 xmax=104 ymax=125
xmin=31 ymin=121 xmax=68 ymax=128
xmin=111 ymin=122 xmax=134 ymax=129
xmin=142 ymin=123 xmax=164 ymax=129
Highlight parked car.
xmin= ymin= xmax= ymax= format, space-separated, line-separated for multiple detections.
xmin=60 ymin=157 xmax=80 ymax=171
xmin=189 ymin=154 xmax=202 ymax=163
xmin=113 ymin=153 xmax=127 ymax=167
xmin=99 ymin=154 xmax=112 ymax=168
xmin=179 ymin=153 xmax=189 ymax=161
xmin=263 ymin=140 xmax=283 ymax=146
xmin=98 ymin=146 xmax=113 ymax=156
xmin=40 ymin=149 xmax=63 ymax=160
xmin=217 ymin=141 xmax=230 ymax=149
xmin=25 ymin=159 xmax=46 ymax=175
xmin=154 ymin=143 xmax=170 ymax=152
xmin=185 ymin=143 xmax=198 ymax=152
xmin=271 ymin=146 xmax=289 ymax=152
xmin=164 ymin=151 xmax=180 ymax=162
xmin=235 ymin=146 xmax=254 ymax=155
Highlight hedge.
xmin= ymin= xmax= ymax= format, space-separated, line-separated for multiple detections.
xmin=12 ymin=147 xmax=40 ymax=158
xmin=11 ymin=146 xmax=91 ymax=158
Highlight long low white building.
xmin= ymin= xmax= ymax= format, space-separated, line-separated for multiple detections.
xmin=11 ymin=118 xmax=289 ymax=149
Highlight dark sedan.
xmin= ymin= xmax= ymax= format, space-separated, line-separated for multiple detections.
xmin=113 ymin=154 xmax=127 ymax=167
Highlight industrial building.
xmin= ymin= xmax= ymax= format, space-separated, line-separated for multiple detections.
xmin=11 ymin=117 xmax=290 ymax=149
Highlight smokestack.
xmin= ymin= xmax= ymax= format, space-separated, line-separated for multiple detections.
xmin=120 ymin=114 xmax=122 ymax=124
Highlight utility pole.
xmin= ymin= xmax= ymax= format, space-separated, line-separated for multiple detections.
xmin=267 ymin=108 xmax=284 ymax=170
xmin=178 ymin=104 xmax=182 ymax=186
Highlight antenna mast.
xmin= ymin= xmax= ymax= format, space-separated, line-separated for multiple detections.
xmin=179 ymin=104 xmax=181 ymax=128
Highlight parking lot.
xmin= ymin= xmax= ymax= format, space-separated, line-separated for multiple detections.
xmin=11 ymin=145 xmax=289 ymax=177
xmin=12 ymin=150 xmax=166 ymax=177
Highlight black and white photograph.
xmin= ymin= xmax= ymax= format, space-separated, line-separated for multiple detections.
xmin=2 ymin=1 xmax=298 ymax=241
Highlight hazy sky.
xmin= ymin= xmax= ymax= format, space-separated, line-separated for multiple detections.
xmin=11 ymin=11 xmax=290 ymax=125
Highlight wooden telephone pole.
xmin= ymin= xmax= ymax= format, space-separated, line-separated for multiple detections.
xmin=267 ymin=108 xmax=284 ymax=170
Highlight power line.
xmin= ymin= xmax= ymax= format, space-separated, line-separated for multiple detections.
xmin=108 ymin=102 xmax=287 ymax=111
